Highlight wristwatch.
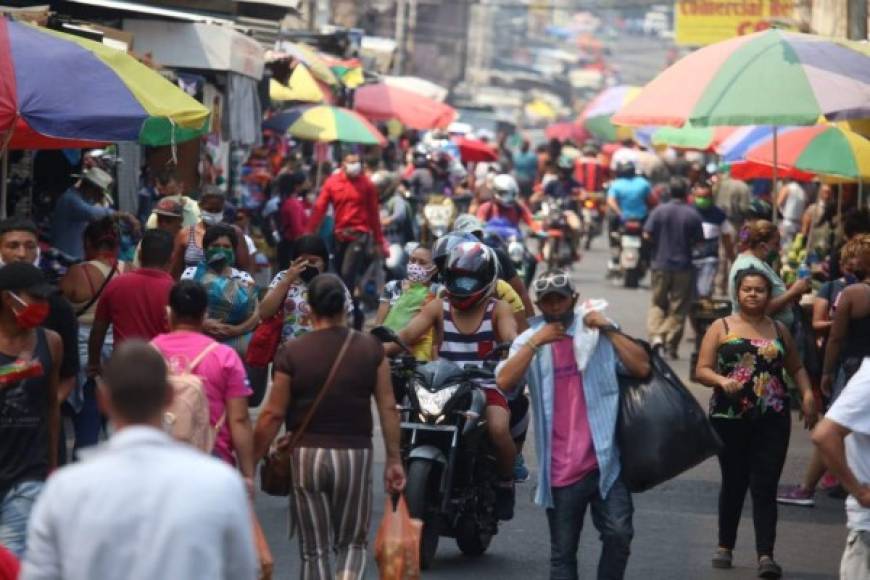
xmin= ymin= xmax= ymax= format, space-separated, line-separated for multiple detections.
xmin=599 ymin=322 xmax=621 ymax=334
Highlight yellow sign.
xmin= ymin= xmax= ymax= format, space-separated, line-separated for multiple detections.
xmin=675 ymin=0 xmax=795 ymax=46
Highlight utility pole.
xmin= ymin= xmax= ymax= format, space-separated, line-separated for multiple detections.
xmin=393 ymin=0 xmax=406 ymax=74
xmin=847 ymin=0 xmax=868 ymax=39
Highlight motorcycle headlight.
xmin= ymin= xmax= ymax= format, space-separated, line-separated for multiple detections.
xmin=414 ymin=381 xmax=461 ymax=418
xmin=508 ymin=240 xmax=524 ymax=263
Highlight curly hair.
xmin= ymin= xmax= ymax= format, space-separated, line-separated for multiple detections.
xmin=842 ymin=233 xmax=870 ymax=271
xmin=743 ymin=219 xmax=778 ymax=248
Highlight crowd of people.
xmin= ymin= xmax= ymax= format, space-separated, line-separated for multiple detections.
xmin=0 ymin=126 xmax=868 ymax=580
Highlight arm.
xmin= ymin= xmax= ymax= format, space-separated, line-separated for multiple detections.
xmin=607 ymin=195 xmax=622 ymax=218
xmin=605 ymin=328 xmax=649 ymax=378
xmin=811 ymin=296 xmax=832 ymax=334
xmin=493 ymin=299 xmax=518 ymax=344
xmin=496 ymin=322 xmax=567 ymax=393
xmin=87 ymin=316 xmax=110 ymax=378
xmin=508 ymin=275 xmax=535 ymax=320
xmin=721 ymin=232 xmax=736 ymax=262
xmin=822 ymin=287 xmax=853 ymax=387
xmin=375 ymin=302 xmax=391 ymax=326
xmin=366 ymin=182 xmax=385 ymax=247
xmin=373 ymin=359 xmax=405 ymax=493
xmin=46 ymin=331 xmax=61 ymax=471
xmin=67 ymin=193 xmax=113 ymax=222
xmin=765 ymin=277 xmax=809 ymax=316
xmin=306 ymin=182 xmax=331 ymax=235
xmin=780 ymin=321 xmax=818 ymax=429
xmin=252 ymin=371 xmax=291 ymax=462
xmin=233 ymin=225 xmax=252 ymax=273
xmin=222 ymin=303 xmax=260 ymax=338
xmin=226 ymin=396 xmax=255 ymax=484
xmin=813 ymin=419 xmax=870 ymax=506
xmin=694 ymin=319 xmax=736 ymax=391
xmin=170 ymin=229 xmax=188 ymax=280
xmin=259 ymin=259 xmax=306 ymax=319
xmin=395 ymin=299 xmax=442 ymax=355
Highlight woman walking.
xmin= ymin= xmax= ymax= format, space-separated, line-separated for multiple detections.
xmin=253 ymin=274 xmax=405 ymax=580
xmin=696 ymin=266 xmax=818 ymax=578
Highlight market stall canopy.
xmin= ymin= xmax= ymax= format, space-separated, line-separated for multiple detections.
xmin=651 ymin=124 xmax=738 ymax=151
xmin=580 ymin=85 xmax=641 ymax=142
xmin=382 ymin=76 xmax=448 ymax=102
xmin=354 ymin=83 xmax=457 ymax=130
xmin=263 ymin=105 xmax=386 ymax=145
xmin=612 ymin=29 xmax=870 ymax=128
xmin=123 ymin=19 xmax=264 ymax=79
xmin=0 ymin=18 xmax=209 ymax=148
xmin=728 ymin=161 xmax=816 ymax=182
xmin=716 ymin=126 xmax=802 ymax=162
xmin=275 ymin=41 xmax=339 ymax=85
xmin=269 ymin=64 xmax=333 ymax=103
xmin=745 ymin=125 xmax=870 ymax=181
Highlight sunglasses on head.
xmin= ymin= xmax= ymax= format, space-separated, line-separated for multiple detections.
xmin=532 ymin=273 xmax=572 ymax=292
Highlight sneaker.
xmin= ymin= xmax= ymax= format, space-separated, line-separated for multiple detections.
xmin=776 ymin=485 xmax=815 ymax=507
xmin=758 ymin=556 xmax=782 ymax=578
xmin=514 ymin=455 xmax=530 ymax=483
xmin=711 ymin=548 xmax=732 ymax=569
xmin=495 ymin=481 xmax=515 ymax=521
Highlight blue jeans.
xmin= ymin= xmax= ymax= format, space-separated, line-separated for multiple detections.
xmin=546 ymin=471 xmax=634 ymax=580
xmin=0 ymin=480 xmax=45 ymax=557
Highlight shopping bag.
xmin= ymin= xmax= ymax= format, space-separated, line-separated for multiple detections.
xmin=246 ymin=312 xmax=283 ymax=368
xmin=374 ymin=495 xmax=422 ymax=580
xmin=617 ymin=339 xmax=722 ymax=493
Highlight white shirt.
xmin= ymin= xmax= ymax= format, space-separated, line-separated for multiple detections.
xmin=827 ymin=358 xmax=870 ymax=531
xmin=20 ymin=427 xmax=257 ymax=580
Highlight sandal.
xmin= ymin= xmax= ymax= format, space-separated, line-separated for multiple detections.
xmin=758 ymin=556 xmax=782 ymax=578
xmin=712 ymin=547 xmax=733 ymax=569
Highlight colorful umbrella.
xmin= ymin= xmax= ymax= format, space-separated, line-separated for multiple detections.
xmin=382 ymin=76 xmax=448 ymax=102
xmin=262 ymin=106 xmax=386 ymax=146
xmin=651 ymin=124 xmax=739 ymax=151
xmin=354 ymin=83 xmax=457 ymax=130
xmin=455 ymin=137 xmax=498 ymax=163
xmin=0 ymin=18 xmax=209 ymax=148
xmin=580 ymin=85 xmax=641 ymax=142
xmin=545 ymin=122 xmax=589 ymax=143
xmin=745 ymin=125 xmax=870 ymax=181
xmin=612 ymin=29 xmax=870 ymax=128
xmin=279 ymin=42 xmax=339 ymax=86
xmin=269 ymin=64 xmax=333 ymax=104
xmin=728 ymin=161 xmax=816 ymax=182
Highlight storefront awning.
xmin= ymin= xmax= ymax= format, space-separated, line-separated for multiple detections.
xmin=61 ymin=0 xmax=235 ymax=25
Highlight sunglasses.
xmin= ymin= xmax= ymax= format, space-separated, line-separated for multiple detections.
xmin=532 ymin=273 xmax=572 ymax=293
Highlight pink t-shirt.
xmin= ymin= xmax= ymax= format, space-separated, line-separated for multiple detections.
xmin=550 ymin=337 xmax=598 ymax=488
xmin=151 ymin=331 xmax=252 ymax=464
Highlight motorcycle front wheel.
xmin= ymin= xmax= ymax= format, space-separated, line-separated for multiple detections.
xmin=455 ymin=514 xmax=493 ymax=557
xmin=405 ymin=459 xmax=441 ymax=569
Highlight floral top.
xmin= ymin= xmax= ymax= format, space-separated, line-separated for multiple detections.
xmin=710 ymin=318 xmax=789 ymax=419
xmin=268 ymin=271 xmax=353 ymax=343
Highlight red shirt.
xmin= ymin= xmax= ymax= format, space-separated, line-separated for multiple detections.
xmin=308 ymin=171 xmax=384 ymax=244
xmin=280 ymin=196 xmax=307 ymax=242
xmin=94 ymin=268 xmax=173 ymax=344
xmin=575 ymin=157 xmax=609 ymax=193
xmin=0 ymin=545 xmax=19 ymax=580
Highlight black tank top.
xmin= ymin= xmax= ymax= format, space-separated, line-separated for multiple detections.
xmin=0 ymin=328 xmax=53 ymax=495
xmin=842 ymin=284 xmax=870 ymax=362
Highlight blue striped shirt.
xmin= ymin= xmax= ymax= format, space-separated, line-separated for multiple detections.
xmin=498 ymin=316 xmax=624 ymax=508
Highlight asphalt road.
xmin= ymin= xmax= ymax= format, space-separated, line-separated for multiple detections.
xmin=254 ymin=238 xmax=846 ymax=579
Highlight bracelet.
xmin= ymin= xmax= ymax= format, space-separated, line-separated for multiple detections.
xmin=525 ymin=338 xmax=540 ymax=353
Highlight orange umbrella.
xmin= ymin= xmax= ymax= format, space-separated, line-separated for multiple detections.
xmin=354 ymin=83 xmax=457 ymax=130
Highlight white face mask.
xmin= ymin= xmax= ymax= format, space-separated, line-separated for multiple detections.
xmin=345 ymin=162 xmax=362 ymax=177
xmin=201 ymin=210 xmax=224 ymax=226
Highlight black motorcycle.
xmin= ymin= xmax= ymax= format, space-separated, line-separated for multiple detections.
xmin=372 ymin=327 xmax=517 ymax=569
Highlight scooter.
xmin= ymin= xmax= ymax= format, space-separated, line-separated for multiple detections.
xmin=484 ymin=217 xmax=538 ymax=287
xmin=537 ymin=197 xmax=575 ymax=269
xmin=610 ymin=219 xmax=647 ymax=288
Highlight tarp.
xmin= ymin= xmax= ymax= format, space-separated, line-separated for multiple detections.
xmin=123 ymin=20 xmax=264 ymax=80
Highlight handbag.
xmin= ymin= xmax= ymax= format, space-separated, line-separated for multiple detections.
xmin=246 ymin=311 xmax=284 ymax=368
xmin=259 ymin=330 xmax=355 ymax=496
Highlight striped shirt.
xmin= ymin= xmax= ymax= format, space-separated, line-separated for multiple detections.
xmin=438 ymin=299 xmax=497 ymax=368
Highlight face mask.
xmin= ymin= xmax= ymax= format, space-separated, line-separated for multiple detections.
xmin=9 ymin=292 xmax=49 ymax=329
xmin=206 ymin=247 xmax=234 ymax=270
xmin=406 ymin=263 xmax=435 ymax=284
xmin=844 ymin=273 xmax=858 ymax=285
xmin=345 ymin=162 xmax=362 ymax=177
xmin=694 ymin=197 xmax=713 ymax=209
xmin=201 ymin=210 xmax=224 ymax=226
xmin=543 ymin=303 xmax=576 ymax=327
xmin=300 ymin=265 xmax=320 ymax=284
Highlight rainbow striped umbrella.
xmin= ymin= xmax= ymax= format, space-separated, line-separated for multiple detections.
xmin=613 ymin=29 xmax=870 ymax=128
xmin=580 ymin=85 xmax=641 ymax=142
xmin=263 ymin=105 xmax=386 ymax=146
xmin=651 ymin=124 xmax=739 ymax=151
xmin=0 ymin=18 xmax=209 ymax=148
xmin=745 ymin=125 xmax=870 ymax=181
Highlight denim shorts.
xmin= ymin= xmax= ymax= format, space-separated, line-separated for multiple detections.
xmin=0 ymin=480 xmax=45 ymax=558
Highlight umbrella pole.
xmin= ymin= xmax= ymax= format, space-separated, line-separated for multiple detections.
xmin=772 ymin=125 xmax=778 ymax=226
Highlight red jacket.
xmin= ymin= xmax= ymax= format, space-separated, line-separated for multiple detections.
xmin=308 ymin=171 xmax=384 ymax=245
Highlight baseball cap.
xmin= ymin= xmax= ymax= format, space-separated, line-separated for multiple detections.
xmin=153 ymin=198 xmax=183 ymax=218
xmin=0 ymin=262 xmax=54 ymax=299
xmin=532 ymin=268 xmax=576 ymax=298
xmin=78 ymin=167 xmax=114 ymax=190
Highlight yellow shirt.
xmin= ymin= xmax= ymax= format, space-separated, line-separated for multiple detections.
xmin=496 ymin=279 xmax=525 ymax=313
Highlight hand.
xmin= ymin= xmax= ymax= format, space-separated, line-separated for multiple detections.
xmin=801 ymin=390 xmax=819 ymax=430
xmin=820 ymin=373 xmax=834 ymax=398
xmin=283 ymin=257 xmax=309 ymax=285
xmin=86 ymin=361 xmax=101 ymax=378
xmin=855 ymin=485 xmax=870 ymax=508
xmin=384 ymin=460 xmax=406 ymax=494
xmin=202 ymin=318 xmax=224 ymax=336
xmin=533 ymin=322 xmax=567 ymax=346
xmin=718 ymin=376 xmax=743 ymax=395
xmin=791 ymin=277 xmax=811 ymax=294
xmin=583 ymin=310 xmax=611 ymax=330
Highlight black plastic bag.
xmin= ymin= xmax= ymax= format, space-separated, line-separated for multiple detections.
xmin=617 ymin=339 xmax=722 ymax=493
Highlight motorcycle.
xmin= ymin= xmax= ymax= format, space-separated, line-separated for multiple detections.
xmin=580 ymin=193 xmax=605 ymax=250
xmin=372 ymin=326 xmax=515 ymax=570
xmin=421 ymin=193 xmax=457 ymax=246
xmin=537 ymin=196 xmax=575 ymax=269
xmin=484 ymin=217 xmax=537 ymax=287
xmin=609 ymin=219 xmax=647 ymax=288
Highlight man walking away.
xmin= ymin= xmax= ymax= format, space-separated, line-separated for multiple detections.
xmin=20 ymin=341 xmax=257 ymax=580
xmin=692 ymin=182 xmax=735 ymax=300
xmin=813 ymin=359 xmax=870 ymax=580
xmin=644 ymin=177 xmax=704 ymax=359
xmin=0 ymin=264 xmax=62 ymax=557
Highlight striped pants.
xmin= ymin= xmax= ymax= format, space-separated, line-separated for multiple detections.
xmin=290 ymin=447 xmax=373 ymax=580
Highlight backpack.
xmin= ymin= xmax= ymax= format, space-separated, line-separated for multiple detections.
xmin=153 ymin=341 xmax=224 ymax=453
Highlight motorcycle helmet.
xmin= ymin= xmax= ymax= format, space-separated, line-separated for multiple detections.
xmin=433 ymin=231 xmax=477 ymax=271
xmin=615 ymin=161 xmax=636 ymax=178
xmin=370 ymin=170 xmax=397 ymax=202
xmin=452 ymin=214 xmax=485 ymax=239
xmin=412 ymin=143 xmax=430 ymax=168
xmin=482 ymin=230 xmax=507 ymax=253
xmin=556 ymin=155 xmax=575 ymax=172
xmin=442 ymin=241 xmax=498 ymax=310
xmin=492 ymin=174 xmax=520 ymax=207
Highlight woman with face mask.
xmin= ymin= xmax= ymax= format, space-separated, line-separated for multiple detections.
xmin=171 ymin=187 xmax=251 ymax=279
xmin=728 ymin=220 xmax=810 ymax=329
xmin=180 ymin=224 xmax=259 ymax=359
xmin=259 ymin=235 xmax=352 ymax=344
xmin=375 ymin=245 xmax=438 ymax=361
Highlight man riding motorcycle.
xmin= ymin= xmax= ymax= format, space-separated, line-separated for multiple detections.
xmin=389 ymin=241 xmax=519 ymax=520
xmin=607 ymin=161 xmax=652 ymax=270
xmin=476 ymin=174 xmax=539 ymax=231
xmin=536 ymin=155 xmax=584 ymax=257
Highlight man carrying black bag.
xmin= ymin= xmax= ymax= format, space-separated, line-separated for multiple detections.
xmin=496 ymin=269 xmax=650 ymax=580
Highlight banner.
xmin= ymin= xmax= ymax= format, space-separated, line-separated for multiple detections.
xmin=675 ymin=0 xmax=795 ymax=46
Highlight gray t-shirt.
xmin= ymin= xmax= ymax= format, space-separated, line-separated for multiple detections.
xmin=643 ymin=200 xmax=703 ymax=271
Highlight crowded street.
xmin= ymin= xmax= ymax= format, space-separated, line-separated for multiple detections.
xmin=1 ymin=1 xmax=869 ymax=580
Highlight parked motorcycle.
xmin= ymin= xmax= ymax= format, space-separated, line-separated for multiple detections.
xmin=372 ymin=326 xmax=514 ymax=569
xmin=484 ymin=217 xmax=537 ymax=287
xmin=537 ymin=196 xmax=575 ymax=269
xmin=609 ymin=219 xmax=647 ymax=288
